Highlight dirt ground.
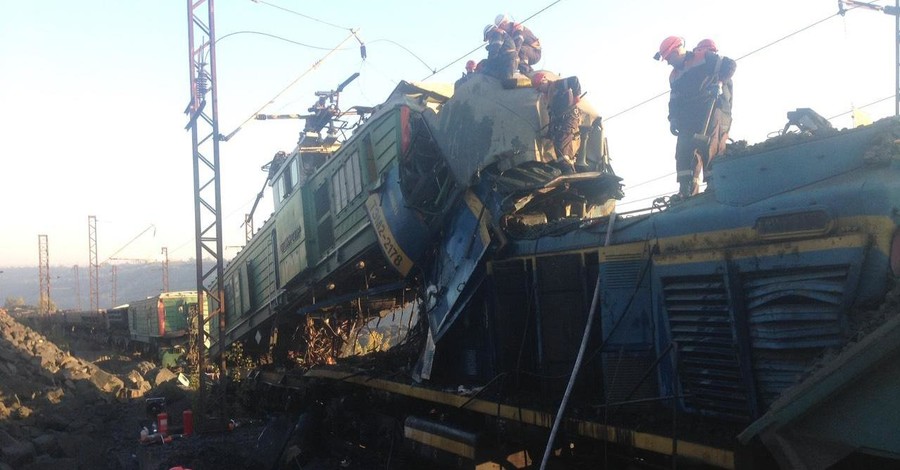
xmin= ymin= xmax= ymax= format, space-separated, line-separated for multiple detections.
xmin=0 ymin=308 xmax=267 ymax=470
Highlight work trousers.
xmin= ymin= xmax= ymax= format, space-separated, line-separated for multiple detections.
xmin=674 ymin=112 xmax=729 ymax=197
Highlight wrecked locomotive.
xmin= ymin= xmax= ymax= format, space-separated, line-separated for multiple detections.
xmin=212 ymin=71 xmax=900 ymax=469
xmin=54 ymin=291 xmax=199 ymax=361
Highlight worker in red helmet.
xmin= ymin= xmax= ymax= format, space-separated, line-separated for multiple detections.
xmin=495 ymin=14 xmax=541 ymax=74
xmin=455 ymin=60 xmax=478 ymax=91
xmin=532 ymin=71 xmax=582 ymax=174
xmin=656 ymin=36 xmax=736 ymax=199
xmin=693 ymin=39 xmax=718 ymax=55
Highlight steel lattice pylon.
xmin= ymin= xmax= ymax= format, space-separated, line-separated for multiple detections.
xmin=185 ymin=0 xmax=226 ymax=418
xmin=38 ymin=235 xmax=50 ymax=315
xmin=73 ymin=265 xmax=82 ymax=311
xmin=162 ymin=247 xmax=170 ymax=292
xmin=88 ymin=215 xmax=99 ymax=311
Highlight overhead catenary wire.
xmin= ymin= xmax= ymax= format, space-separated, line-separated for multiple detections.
xmin=606 ymin=11 xmax=842 ymax=121
xmin=220 ymin=32 xmax=358 ymax=142
xmin=250 ymin=0 xmax=355 ymax=32
xmin=215 ymin=30 xmax=345 ymax=51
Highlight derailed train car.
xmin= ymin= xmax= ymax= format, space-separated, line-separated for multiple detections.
xmin=212 ymin=70 xmax=900 ymax=469
xmin=53 ymin=291 xmax=199 ymax=359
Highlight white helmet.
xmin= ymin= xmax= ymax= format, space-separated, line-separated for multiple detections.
xmin=483 ymin=24 xmax=496 ymax=39
xmin=494 ymin=14 xmax=510 ymax=26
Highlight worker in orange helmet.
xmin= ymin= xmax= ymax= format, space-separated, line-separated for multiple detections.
xmin=655 ymin=36 xmax=736 ymax=199
xmin=495 ymin=13 xmax=542 ymax=74
xmin=454 ymin=60 xmax=478 ymax=90
xmin=532 ymin=71 xmax=582 ymax=174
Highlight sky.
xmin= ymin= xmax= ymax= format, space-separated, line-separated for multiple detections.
xmin=1 ymin=0 xmax=896 ymax=270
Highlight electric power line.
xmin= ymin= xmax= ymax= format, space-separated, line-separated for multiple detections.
xmin=250 ymin=0 xmax=354 ymax=32
xmin=607 ymin=12 xmax=842 ymax=121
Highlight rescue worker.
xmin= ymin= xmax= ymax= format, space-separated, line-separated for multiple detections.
xmin=495 ymin=14 xmax=541 ymax=74
xmin=656 ymin=36 xmax=735 ymax=198
xmin=532 ymin=71 xmax=582 ymax=173
xmin=454 ymin=60 xmax=477 ymax=90
xmin=693 ymin=38 xmax=718 ymax=56
xmin=482 ymin=24 xmax=518 ymax=79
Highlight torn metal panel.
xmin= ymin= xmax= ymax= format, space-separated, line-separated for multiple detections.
xmin=425 ymin=189 xmax=495 ymax=341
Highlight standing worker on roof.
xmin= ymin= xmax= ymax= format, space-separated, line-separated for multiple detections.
xmin=656 ymin=36 xmax=736 ymax=198
xmin=495 ymin=14 xmax=541 ymax=73
xmin=532 ymin=71 xmax=582 ymax=174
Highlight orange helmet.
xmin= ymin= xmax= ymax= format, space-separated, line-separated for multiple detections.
xmin=654 ymin=36 xmax=684 ymax=61
xmin=694 ymin=38 xmax=718 ymax=54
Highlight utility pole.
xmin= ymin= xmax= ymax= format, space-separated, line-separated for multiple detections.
xmin=38 ymin=235 xmax=50 ymax=315
xmin=186 ymin=0 xmax=226 ymax=419
xmin=88 ymin=215 xmax=99 ymax=311
xmin=162 ymin=247 xmax=170 ymax=292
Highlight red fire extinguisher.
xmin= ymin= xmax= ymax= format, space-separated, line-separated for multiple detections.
xmin=157 ymin=412 xmax=168 ymax=436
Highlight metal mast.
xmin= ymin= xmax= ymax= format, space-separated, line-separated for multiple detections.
xmin=110 ymin=265 xmax=118 ymax=307
xmin=162 ymin=247 xmax=170 ymax=292
xmin=186 ymin=0 xmax=226 ymax=417
xmin=73 ymin=265 xmax=82 ymax=310
xmin=38 ymin=235 xmax=50 ymax=314
xmin=88 ymin=215 xmax=99 ymax=311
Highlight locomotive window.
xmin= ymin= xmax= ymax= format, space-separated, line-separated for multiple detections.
xmin=315 ymin=181 xmax=330 ymax=217
xmin=331 ymin=151 xmax=363 ymax=214
xmin=338 ymin=167 xmax=348 ymax=209
xmin=273 ymin=176 xmax=283 ymax=203
xmin=332 ymin=173 xmax=344 ymax=212
xmin=350 ymin=151 xmax=362 ymax=198
xmin=288 ymin=157 xmax=299 ymax=192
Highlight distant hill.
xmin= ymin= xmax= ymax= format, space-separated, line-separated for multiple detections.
xmin=1 ymin=260 xmax=200 ymax=310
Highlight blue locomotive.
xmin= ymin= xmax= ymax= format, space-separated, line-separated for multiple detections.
xmin=212 ymin=71 xmax=900 ymax=469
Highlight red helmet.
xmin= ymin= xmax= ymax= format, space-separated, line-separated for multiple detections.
xmin=654 ymin=36 xmax=684 ymax=61
xmin=465 ymin=60 xmax=476 ymax=72
xmin=694 ymin=38 xmax=718 ymax=54
xmin=531 ymin=72 xmax=549 ymax=89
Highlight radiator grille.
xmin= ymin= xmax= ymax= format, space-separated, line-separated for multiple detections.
xmin=663 ymin=274 xmax=750 ymax=420
xmin=743 ymin=266 xmax=849 ymax=407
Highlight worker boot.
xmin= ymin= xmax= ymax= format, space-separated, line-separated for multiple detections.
xmin=678 ymin=180 xmax=693 ymax=198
